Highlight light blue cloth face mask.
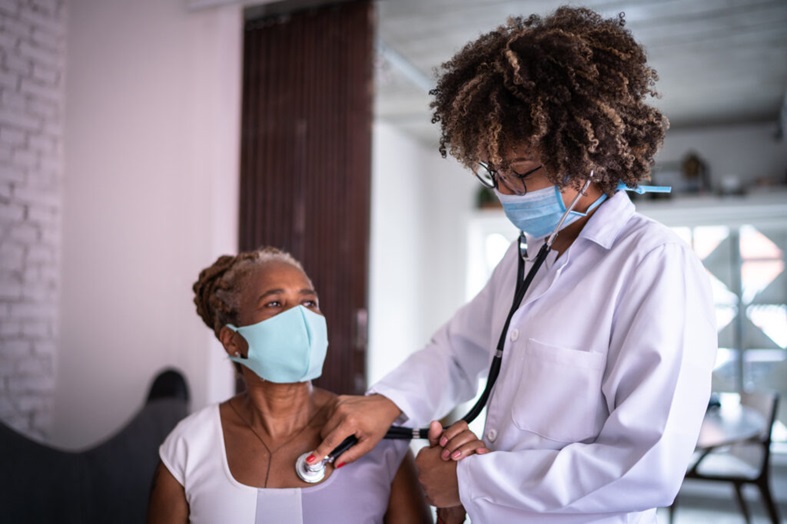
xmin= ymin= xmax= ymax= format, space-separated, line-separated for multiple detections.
xmin=496 ymin=185 xmax=608 ymax=238
xmin=226 ymin=305 xmax=328 ymax=383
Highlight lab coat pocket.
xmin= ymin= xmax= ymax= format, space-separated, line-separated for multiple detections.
xmin=511 ymin=338 xmax=606 ymax=443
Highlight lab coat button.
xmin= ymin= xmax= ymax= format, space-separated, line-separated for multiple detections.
xmin=487 ymin=429 xmax=498 ymax=441
xmin=510 ymin=329 xmax=519 ymax=341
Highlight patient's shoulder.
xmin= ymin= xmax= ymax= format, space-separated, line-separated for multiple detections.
xmin=312 ymin=388 xmax=339 ymax=413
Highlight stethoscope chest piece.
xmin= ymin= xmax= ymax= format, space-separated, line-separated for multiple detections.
xmin=295 ymin=452 xmax=327 ymax=483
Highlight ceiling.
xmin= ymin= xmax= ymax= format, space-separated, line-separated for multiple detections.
xmin=373 ymin=0 xmax=787 ymax=147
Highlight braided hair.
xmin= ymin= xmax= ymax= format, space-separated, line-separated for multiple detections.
xmin=193 ymin=246 xmax=304 ymax=337
xmin=429 ymin=6 xmax=668 ymax=195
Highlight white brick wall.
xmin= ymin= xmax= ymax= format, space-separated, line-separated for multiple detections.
xmin=0 ymin=0 xmax=65 ymax=441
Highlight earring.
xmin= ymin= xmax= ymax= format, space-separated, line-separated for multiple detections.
xmin=233 ymin=352 xmax=240 ymax=357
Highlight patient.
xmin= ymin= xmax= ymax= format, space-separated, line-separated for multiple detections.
xmin=146 ymin=247 xmax=431 ymax=523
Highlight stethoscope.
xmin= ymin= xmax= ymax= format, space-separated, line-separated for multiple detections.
xmin=296 ymin=179 xmax=594 ymax=483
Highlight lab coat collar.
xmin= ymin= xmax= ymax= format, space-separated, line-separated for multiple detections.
xmin=576 ymin=190 xmax=635 ymax=250
xmin=522 ymin=191 xmax=634 ymax=257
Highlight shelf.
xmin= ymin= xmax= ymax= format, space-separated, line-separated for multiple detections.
xmin=472 ymin=188 xmax=787 ymax=229
xmin=635 ymin=188 xmax=787 ymax=228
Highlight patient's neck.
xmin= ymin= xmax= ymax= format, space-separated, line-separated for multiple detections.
xmin=241 ymin=376 xmax=318 ymax=440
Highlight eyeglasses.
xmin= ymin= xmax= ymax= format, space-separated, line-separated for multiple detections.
xmin=473 ymin=162 xmax=544 ymax=195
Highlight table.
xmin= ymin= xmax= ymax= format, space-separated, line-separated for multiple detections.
xmin=682 ymin=393 xmax=781 ymax=524
xmin=696 ymin=397 xmax=767 ymax=450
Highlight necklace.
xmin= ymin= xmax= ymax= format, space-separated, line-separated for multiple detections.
xmin=228 ymin=397 xmax=324 ymax=487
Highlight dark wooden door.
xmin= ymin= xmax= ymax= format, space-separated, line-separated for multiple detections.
xmin=239 ymin=1 xmax=373 ymax=394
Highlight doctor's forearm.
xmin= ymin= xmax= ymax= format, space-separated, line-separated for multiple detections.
xmin=370 ymin=341 xmax=483 ymax=426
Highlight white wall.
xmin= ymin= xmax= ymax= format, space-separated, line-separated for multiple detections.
xmin=368 ymin=122 xmax=426 ymax=384
xmin=46 ymin=0 xmax=787 ymax=449
xmin=657 ymin=121 xmax=787 ymax=189
xmin=368 ymin=121 xmax=475 ymax=385
xmin=418 ymin=138 xmax=479 ymax=340
xmin=54 ymin=0 xmax=242 ymax=449
xmin=53 ymin=0 xmax=475 ymax=449
xmin=0 ymin=0 xmax=65 ymax=440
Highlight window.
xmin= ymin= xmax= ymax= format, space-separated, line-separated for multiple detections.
xmin=675 ymin=225 xmax=786 ymax=390
xmin=467 ymin=190 xmax=787 ymax=443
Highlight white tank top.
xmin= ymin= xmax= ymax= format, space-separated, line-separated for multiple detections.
xmin=159 ymin=404 xmax=408 ymax=524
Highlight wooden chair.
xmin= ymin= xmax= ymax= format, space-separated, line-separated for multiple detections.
xmin=669 ymin=392 xmax=781 ymax=524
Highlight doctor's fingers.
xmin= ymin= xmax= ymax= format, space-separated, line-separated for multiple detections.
xmin=310 ymin=423 xmax=375 ymax=467
xmin=437 ymin=420 xmax=470 ymax=447
xmin=438 ymin=425 xmax=488 ymax=461
xmin=427 ymin=420 xmax=443 ymax=447
xmin=441 ymin=438 xmax=490 ymax=461
xmin=311 ymin=418 xmax=369 ymax=467
xmin=311 ymin=394 xmax=397 ymax=466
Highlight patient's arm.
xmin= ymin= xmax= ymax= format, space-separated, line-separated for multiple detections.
xmin=385 ymin=449 xmax=434 ymax=524
xmin=436 ymin=505 xmax=467 ymax=524
xmin=146 ymin=461 xmax=189 ymax=524
xmin=431 ymin=421 xmax=488 ymax=523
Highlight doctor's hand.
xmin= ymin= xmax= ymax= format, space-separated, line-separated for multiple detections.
xmin=416 ymin=431 xmax=461 ymax=508
xmin=309 ymin=394 xmax=401 ymax=468
xmin=432 ymin=420 xmax=490 ymax=461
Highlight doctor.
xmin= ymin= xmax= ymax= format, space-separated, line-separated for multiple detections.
xmin=311 ymin=6 xmax=717 ymax=523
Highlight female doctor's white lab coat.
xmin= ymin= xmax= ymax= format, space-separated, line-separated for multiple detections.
xmin=370 ymin=191 xmax=718 ymax=523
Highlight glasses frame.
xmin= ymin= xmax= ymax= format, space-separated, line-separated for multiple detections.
xmin=473 ymin=162 xmax=544 ymax=195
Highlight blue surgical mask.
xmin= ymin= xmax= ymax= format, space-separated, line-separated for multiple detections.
xmin=496 ymin=185 xmax=607 ymax=238
xmin=227 ymin=305 xmax=328 ymax=383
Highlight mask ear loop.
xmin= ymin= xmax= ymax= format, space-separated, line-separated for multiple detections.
xmin=545 ymin=172 xmax=594 ymax=249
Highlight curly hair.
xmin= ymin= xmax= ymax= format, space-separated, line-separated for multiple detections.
xmin=192 ymin=246 xmax=304 ymax=337
xmin=429 ymin=6 xmax=668 ymax=195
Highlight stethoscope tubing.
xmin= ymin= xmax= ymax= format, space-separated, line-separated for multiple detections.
xmin=381 ymin=239 xmax=550 ymax=441
xmin=321 ymin=232 xmax=550 ymax=461
xmin=325 ymin=180 xmax=592 ymax=459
